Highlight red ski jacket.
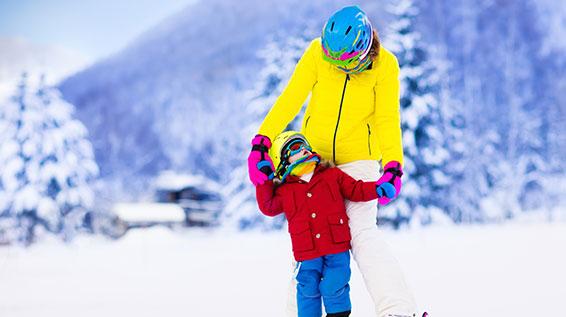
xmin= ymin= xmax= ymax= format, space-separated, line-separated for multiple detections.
xmin=256 ymin=164 xmax=378 ymax=261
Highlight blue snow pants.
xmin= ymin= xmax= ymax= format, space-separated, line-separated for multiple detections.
xmin=295 ymin=251 xmax=351 ymax=317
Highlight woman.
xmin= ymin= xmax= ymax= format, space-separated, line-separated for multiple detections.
xmin=248 ymin=6 xmax=420 ymax=317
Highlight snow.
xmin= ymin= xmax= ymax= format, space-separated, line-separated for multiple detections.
xmin=113 ymin=203 xmax=185 ymax=223
xmin=534 ymin=0 xmax=566 ymax=53
xmin=0 ymin=221 xmax=565 ymax=317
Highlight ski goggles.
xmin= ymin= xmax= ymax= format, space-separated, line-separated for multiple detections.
xmin=322 ymin=34 xmax=373 ymax=71
xmin=337 ymin=53 xmax=372 ymax=74
xmin=322 ymin=46 xmax=363 ymax=68
xmin=282 ymin=139 xmax=312 ymax=160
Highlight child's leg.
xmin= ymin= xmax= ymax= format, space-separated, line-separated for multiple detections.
xmin=296 ymin=257 xmax=324 ymax=317
xmin=320 ymin=251 xmax=352 ymax=315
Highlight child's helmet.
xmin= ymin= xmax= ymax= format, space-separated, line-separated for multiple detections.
xmin=321 ymin=5 xmax=373 ymax=73
xmin=270 ymin=131 xmax=311 ymax=177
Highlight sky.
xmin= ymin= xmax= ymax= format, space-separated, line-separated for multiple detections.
xmin=0 ymin=0 xmax=197 ymax=62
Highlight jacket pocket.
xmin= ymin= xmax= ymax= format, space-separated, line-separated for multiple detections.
xmin=327 ymin=214 xmax=351 ymax=243
xmin=367 ymin=123 xmax=372 ymax=156
xmin=288 ymin=221 xmax=314 ymax=252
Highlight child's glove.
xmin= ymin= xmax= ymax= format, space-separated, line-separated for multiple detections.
xmin=376 ymin=161 xmax=403 ymax=206
xmin=376 ymin=182 xmax=396 ymax=199
xmin=247 ymin=134 xmax=275 ymax=186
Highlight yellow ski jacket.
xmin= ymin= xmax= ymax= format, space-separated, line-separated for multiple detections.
xmin=258 ymin=37 xmax=403 ymax=167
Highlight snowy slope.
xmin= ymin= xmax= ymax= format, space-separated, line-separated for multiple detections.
xmin=0 ymin=221 xmax=565 ymax=317
xmin=0 ymin=37 xmax=88 ymax=99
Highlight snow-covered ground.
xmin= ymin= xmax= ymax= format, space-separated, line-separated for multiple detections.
xmin=1 ymin=222 xmax=565 ymax=317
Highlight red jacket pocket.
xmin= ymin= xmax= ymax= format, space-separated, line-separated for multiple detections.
xmin=327 ymin=213 xmax=351 ymax=243
xmin=288 ymin=221 xmax=314 ymax=252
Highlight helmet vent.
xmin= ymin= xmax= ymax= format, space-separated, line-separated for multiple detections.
xmin=330 ymin=22 xmax=335 ymax=31
xmin=345 ymin=26 xmax=352 ymax=35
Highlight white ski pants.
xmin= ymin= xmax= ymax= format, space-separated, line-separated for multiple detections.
xmin=286 ymin=160 xmax=417 ymax=317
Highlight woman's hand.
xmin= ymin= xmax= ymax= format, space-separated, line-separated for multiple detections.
xmin=376 ymin=161 xmax=403 ymax=205
xmin=248 ymin=134 xmax=275 ymax=186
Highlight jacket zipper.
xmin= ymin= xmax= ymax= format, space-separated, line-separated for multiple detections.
xmin=367 ymin=123 xmax=372 ymax=155
xmin=332 ymin=74 xmax=350 ymax=163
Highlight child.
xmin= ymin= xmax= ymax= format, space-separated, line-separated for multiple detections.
xmin=253 ymin=131 xmax=395 ymax=317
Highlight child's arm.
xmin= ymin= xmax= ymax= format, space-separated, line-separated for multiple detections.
xmin=255 ymin=180 xmax=285 ymax=217
xmin=334 ymin=168 xmax=379 ymax=202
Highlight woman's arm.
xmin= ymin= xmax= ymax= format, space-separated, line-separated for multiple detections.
xmin=257 ymin=38 xmax=319 ymax=142
xmin=255 ymin=180 xmax=285 ymax=217
xmin=374 ymin=48 xmax=404 ymax=167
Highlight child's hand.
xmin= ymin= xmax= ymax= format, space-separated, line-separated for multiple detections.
xmin=376 ymin=182 xmax=396 ymax=199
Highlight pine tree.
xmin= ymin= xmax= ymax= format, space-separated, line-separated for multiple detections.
xmin=0 ymin=74 xmax=99 ymax=244
xmin=420 ymin=0 xmax=561 ymax=222
xmin=486 ymin=0 xmax=547 ymax=217
xmin=382 ymin=0 xmax=450 ymax=227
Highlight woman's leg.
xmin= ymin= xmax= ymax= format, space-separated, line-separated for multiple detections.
xmin=339 ymin=160 xmax=417 ymax=317
xmin=286 ymin=260 xmax=299 ymax=316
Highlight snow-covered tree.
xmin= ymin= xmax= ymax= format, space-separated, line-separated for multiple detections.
xmin=500 ymin=2 xmax=548 ymax=214
xmin=382 ymin=0 xmax=449 ymax=227
xmin=0 ymin=74 xmax=99 ymax=244
xmin=415 ymin=0 xmax=558 ymax=222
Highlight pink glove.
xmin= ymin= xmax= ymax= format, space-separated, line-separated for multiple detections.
xmin=376 ymin=161 xmax=403 ymax=206
xmin=247 ymin=135 xmax=275 ymax=186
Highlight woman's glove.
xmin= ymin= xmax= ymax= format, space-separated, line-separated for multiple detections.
xmin=247 ymin=134 xmax=275 ymax=186
xmin=376 ymin=161 xmax=403 ymax=205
